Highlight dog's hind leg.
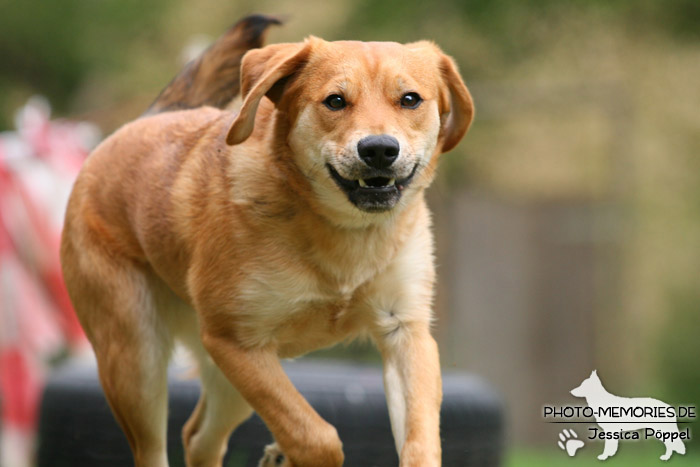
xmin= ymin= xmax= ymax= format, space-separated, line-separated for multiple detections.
xmin=672 ymin=436 xmax=686 ymax=456
xmin=61 ymin=240 xmax=172 ymax=467
xmin=181 ymin=339 xmax=254 ymax=467
xmin=661 ymin=434 xmax=686 ymax=460
xmin=96 ymin=329 xmax=171 ymax=467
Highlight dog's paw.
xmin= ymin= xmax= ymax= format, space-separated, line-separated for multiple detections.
xmin=557 ymin=429 xmax=584 ymax=457
xmin=258 ymin=443 xmax=288 ymax=467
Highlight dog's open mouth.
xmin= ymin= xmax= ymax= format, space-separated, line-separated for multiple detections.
xmin=359 ymin=176 xmax=396 ymax=188
xmin=327 ymin=164 xmax=418 ymax=212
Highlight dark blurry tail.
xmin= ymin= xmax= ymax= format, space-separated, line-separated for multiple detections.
xmin=145 ymin=14 xmax=282 ymax=115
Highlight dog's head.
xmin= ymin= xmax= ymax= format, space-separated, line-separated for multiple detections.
xmin=570 ymin=370 xmax=602 ymax=398
xmin=227 ymin=37 xmax=473 ymax=223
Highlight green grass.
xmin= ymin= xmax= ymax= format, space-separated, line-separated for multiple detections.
xmin=507 ymin=445 xmax=699 ymax=467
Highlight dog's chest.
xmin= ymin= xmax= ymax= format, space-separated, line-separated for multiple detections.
xmin=233 ymin=255 xmax=378 ymax=353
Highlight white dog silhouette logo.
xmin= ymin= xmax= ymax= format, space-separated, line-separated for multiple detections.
xmin=570 ymin=370 xmax=687 ymax=461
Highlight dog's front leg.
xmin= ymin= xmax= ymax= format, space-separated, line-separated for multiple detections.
xmin=377 ymin=322 xmax=442 ymax=467
xmin=201 ymin=332 xmax=344 ymax=467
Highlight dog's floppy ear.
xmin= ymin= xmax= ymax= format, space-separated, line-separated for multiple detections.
xmin=226 ymin=41 xmax=311 ymax=145
xmin=437 ymin=53 xmax=474 ymax=153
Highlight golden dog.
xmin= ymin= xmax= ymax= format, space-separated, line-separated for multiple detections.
xmin=60 ymin=14 xmax=473 ymax=467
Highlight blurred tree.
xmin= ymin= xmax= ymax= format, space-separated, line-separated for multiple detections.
xmin=657 ymin=288 xmax=700 ymax=449
xmin=1 ymin=0 xmax=697 ymax=130
xmin=343 ymin=0 xmax=700 ymax=51
xmin=0 ymin=0 xmax=175 ymax=129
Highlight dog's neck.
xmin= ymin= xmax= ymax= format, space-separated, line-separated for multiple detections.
xmin=581 ymin=380 xmax=614 ymax=409
xmin=294 ymin=186 xmax=426 ymax=287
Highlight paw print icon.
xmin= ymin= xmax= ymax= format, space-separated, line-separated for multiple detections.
xmin=558 ymin=428 xmax=585 ymax=457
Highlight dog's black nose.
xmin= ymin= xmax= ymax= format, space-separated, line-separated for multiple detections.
xmin=357 ymin=135 xmax=400 ymax=169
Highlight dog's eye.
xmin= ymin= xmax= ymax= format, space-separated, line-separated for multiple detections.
xmin=400 ymin=92 xmax=422 ymax=109
xmin=324 ymin=94 xmax=346 ymax=110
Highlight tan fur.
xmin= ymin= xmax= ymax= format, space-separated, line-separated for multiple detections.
xmin=61 ymin=20 xmax=473 ymax=467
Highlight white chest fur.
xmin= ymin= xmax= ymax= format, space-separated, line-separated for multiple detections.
xmin=231 ymin=251 xmax=372 ymax=354
xmin=225 ymin=203 xmax=435 ymax=355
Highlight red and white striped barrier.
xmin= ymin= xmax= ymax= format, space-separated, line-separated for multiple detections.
xmin=0 ymin=97 xmax=99 ymax=467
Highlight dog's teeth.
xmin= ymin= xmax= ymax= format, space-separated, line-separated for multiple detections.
xmin=358 ymin=179 xmax=368 ymax=187
xmin=388 ymin=178 xmax=396 ymax=186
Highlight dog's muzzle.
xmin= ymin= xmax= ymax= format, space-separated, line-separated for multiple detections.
xmin=327 ymin=163 xmax=418 ymax=213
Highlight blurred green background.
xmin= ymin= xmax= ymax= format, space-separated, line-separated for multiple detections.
xmin=1 ymin=0 xmax=698 ymax=465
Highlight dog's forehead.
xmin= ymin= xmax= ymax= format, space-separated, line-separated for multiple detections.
xmin=306 ymin=39 xmax=440 ymax=81
xmin=326 ymin=40 xmax=425 ymax=54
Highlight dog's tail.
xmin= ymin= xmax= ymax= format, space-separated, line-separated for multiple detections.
xmin=145 ymin=14 xmax=282 ymax=115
